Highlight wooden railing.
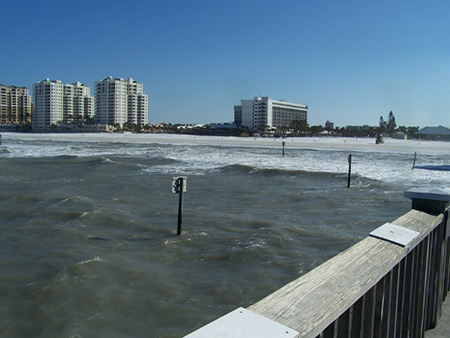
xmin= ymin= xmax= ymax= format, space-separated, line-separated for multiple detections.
xmin=249 ymin=209 xmax=449 ymax=337
xmin=186 ymin=188 xmax=450 ymax=337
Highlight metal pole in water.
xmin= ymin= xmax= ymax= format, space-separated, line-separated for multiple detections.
xmin=347 ymin=154 xmax=352 ymax=188
xmin=282 ymin=141 xmax=285 ymax=157
xmin=412 ymin=152 xmax=417 ymax=169
xmin=177 ymin=177 xmax=184 ymax=235
xmin=172 ymin=176 xmax=187 ymax=235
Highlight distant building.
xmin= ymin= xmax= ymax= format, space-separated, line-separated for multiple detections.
xmin=33 ymin=79 xmax=63 ymax=127
xmin=32 ymin=79 xmax=94 ymax=127
xmin=394 ymin=131 xmax=407 ymax=140
xmin=206 ymin=122 xmax=238 ymax=129
xmin=414 ymin=126 xmax=450 ymax=141
xmin=234 ymin=96 xmax=308 ymax=130
xmin=95 ymin=76 xmax=148 ymax=126
xmin=0 ymin=84 xmax=31 ymax=124
xmin=70 ymin=81 xmax=95 ymax=122
xmin=59 ymin=123 xmax=110 ymax=133
xmin=325 ymin=120 xmax=334 ymax=129
xmin=346 ymin=125 xmax=372 ymax=132
xmin=234 ymin=105 xmax=242 ymax=126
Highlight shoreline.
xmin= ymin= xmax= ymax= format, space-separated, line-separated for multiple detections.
xmin=3 ymin=132 xmax=450 ymax=153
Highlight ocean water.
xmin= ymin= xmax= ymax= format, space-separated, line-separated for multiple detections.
xmin=1 ymin=133 xmax=450 ymax=337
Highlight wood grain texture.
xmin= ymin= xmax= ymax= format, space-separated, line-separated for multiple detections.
xmin=248 ymin=210 xmax=443 ymax=337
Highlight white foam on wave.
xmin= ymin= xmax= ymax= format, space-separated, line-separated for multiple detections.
xmin=3 ymin=133 xmax=450 ymax=186
xmin=75 ymin=256 xmax=104 ymax=266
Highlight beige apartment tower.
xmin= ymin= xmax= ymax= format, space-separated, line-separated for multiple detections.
xmin=0 ymin=84 xmax=31 ymax=124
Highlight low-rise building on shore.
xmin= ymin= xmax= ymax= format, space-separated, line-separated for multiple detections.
xmin=414 ymin=126 xmax=450 ymax=141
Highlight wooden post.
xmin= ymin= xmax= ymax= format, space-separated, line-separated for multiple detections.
xmin=347 ymin=154 xmax=352 ymax=188
xmin=404 ymin=187 xmax=450 ymax=215
xmin=404 ymin=187 xmax=450 ymax=330
xmin=412 ymin=152 xmax=417 ymax=169
xmin=282 ymin=141 xmax=285 ymax=157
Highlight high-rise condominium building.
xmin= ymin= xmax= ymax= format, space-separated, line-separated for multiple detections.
xmin=32 ymin=79 xmax=94 ymax=127
xmin=67 ymin=81 xmax=95 ymax=122
xmin=0 ymin=84 xmax=31 ymax=124
xmin=95 ymin=77 xmax=148 ymax=126
xmin=234 ymin=96 xmax=308 ymax=130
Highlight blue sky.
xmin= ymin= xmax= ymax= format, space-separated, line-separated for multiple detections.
xmin=1 ymin=0 xmax=450 ymax=127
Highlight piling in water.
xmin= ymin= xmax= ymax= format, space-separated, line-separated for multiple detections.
xmin=347 ymin=154 xmax=352 ymax=188
xmin=172 ymin=176 xmax=187 ymax=235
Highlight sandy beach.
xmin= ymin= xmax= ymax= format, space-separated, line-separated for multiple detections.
xmin=3 ymin=132 xmax=450 ymax=153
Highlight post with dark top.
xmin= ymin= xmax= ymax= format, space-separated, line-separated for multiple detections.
xmin=282 ymin=141 xmax=285 ymax=157
xmin=404 ymin=186 xmax=450 ymax=215
xmin=412 ymin=151 xmax=417 ymax=169
xmin=404 ymin=186 xmax=450 ymax=328
xmin=172 ymin=176 xmax=187 ymax=235
xmin=347 ymin=154 xmax=352 ymax=188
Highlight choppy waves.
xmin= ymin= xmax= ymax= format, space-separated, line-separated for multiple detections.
xmin=1 ymin=135 xmax=450 ymax=336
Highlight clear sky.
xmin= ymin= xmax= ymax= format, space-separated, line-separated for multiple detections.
xmin=1 ymin=0 xmax=450 ymax=128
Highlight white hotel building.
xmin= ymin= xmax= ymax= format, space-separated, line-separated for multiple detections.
xmin=234 ymin=96 xmax=308 ymax=130
xmin=95 ymin=77 xmax=148 ymax=126
xmin=32 ymin=79 xmax=94 ymax=127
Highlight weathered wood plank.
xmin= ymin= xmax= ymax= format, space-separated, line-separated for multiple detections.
xmin=248 ymin=210 xmax=443 ymax=337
